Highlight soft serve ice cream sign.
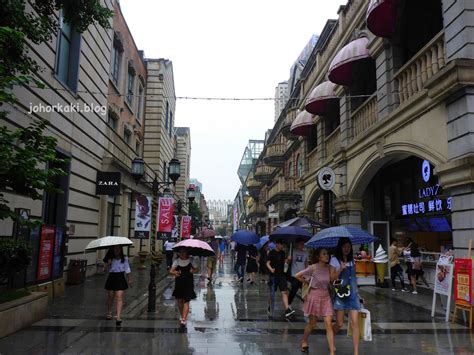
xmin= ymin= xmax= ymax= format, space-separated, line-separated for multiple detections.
xmin=373 ymin=245 xmax=389 ymax=285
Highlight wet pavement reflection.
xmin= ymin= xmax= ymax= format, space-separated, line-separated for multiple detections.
xmin=0 ymin=256 xmax=473 ymax=354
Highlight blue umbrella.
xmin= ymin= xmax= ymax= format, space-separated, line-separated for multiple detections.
xmin=269 ymin=226 xmax=312 ymax=243
xmin=255 ymin=235 xmax=270 ymax=250
xmin=231 ymin=230 xmax=260 ymax=245
xmin=305 ymin=226 xmax=379 ymax=249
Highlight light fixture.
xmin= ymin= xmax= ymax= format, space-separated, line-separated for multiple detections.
xmin=187 ymin=187 xmax=196 ymax=203
xmin=168 ymin=158 xmax=181 ymax=183
xmin=131 ymin=157 xmax=145 ymax=181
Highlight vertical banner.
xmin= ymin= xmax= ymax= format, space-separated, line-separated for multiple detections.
xmin=171 ymin=215 xmax=179 ymax=239
xmin=52 ymin=227 xmax=64 ymax=278
xmin=181 ymin=216 xmax=192 ymax=239
xmin=37 ymin=225 xmax=55 ymax=281
xmin=157 ymin=197 xmax=174 ymax=239
xmin=454 ymin=259 xmax=473 ymax=307
xmin=135 ymin=194 xmax=152 ymax=239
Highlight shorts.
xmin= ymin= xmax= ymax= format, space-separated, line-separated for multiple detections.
xmin=269 ymin=274 xmax=288 ymax=292
xmin=207 ymin=257 xmax=217 ymax=269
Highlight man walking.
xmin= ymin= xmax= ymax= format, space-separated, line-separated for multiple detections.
xmin=164 ymin=238 xmax=176 ymax=270
xmin=234 ymin=243 xmax=247 ymax=283
xmin=267 ymin=239 xmax=294 ymax=318
xmin=389 ymin=239 xmax=409 ymax=292
xmin=207 ymin=238 xmax=219 ymax=285
xmin=287 ymin=238 xmax=309 ymax=309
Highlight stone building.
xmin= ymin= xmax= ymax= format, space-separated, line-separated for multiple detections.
xmin=174 ymin=127 xmax=191 ymax=213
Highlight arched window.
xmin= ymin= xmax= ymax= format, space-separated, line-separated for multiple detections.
xmin=288 ymin=162 xmax=293 ymax=177
xmin=297 ymin=154 xmax=303 ymax=177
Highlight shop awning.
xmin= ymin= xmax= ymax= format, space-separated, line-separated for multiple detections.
xmin=290 ymin=111 xmax=314 ymax=137
xmin=328 ymin=37 xmax=371 ymax=86
xmin=305 ymin=81 xmax=339 ymax=115
xmin=367 ymin=0 xmax=400 ymax=38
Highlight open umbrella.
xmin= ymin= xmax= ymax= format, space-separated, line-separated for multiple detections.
xmin=274 ymin=216 xmax=329 ymax=229
xmin=305 ymin=226 xmax=379 ymax=249
xmin=269 ymin=226 xmax=312 ymax=243
xmin=231 ymin=230 xmax=259 ymax=245
xmin=85 ymin=236 xmax=133 ymax=251
xmin=172 ymin=239 xmax=215 ymax=257
xmin=254 ymin=235 xmax=270 ymax=250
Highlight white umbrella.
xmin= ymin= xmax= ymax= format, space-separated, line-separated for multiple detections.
xmin=85 ymin=236 xmax=133 ymax=250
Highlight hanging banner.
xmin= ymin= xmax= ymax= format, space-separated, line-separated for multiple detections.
xmin=157 ymin=197 xmax=174 ymax=239
xmin=52 ymin=227 xmax=64 ymax=278
xmin=454 ymin=259 xmax=473 ymax=307
xmin=181 ymin=216 xmax=192 ymax=239
xmin=134 ymin=194 xmax=152 ymax=239
xmin=431 ymin=254 xmax=454 ymax=322
xmin=171 ymin=215 xmax=179 ymax=239
xmin=37 ymin=225 xmax=55 ymax=281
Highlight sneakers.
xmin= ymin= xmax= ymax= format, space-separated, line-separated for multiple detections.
xmin=391 ymin=288 xmax=397 ymax=291
xmin=401 ymin=288 xmax=410 ymax=293
xmin=412 ymin=290 xmax=418 ymax=295
xmin=285 ymin=308 xmax=295 ymax=317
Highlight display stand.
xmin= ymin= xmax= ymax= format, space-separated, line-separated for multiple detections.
xmin=451 ymin=240 xmax=474 ymax=329
xmin=431 ymin=253 xmax=454 ymax=322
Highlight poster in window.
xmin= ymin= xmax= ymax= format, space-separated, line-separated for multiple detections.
xmin=52 ymin=227 xmax=64 ymax=278
xmin=454 ymin=259 xmax=473 ymax=307
xmin=37 ymin=225 xmax=55 ymax=281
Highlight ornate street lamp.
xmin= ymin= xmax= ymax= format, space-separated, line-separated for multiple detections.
xmin=168 ymin=158 xmax=181 ymax=184
xmin=187 ymin=187 xmax=196 ymax=203
xmin=131 ymin=157 xmax=145 ymax=181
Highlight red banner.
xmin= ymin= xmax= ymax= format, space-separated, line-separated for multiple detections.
xmin=181 ymin=216 xmax=192 ymax=239
xmin=157 ymin=197 xmax=174 ymax=233
xmin=37 ymin=225 xmax=55 ymax=281
xmin=454 ymin=258 xmax=473 ymax=307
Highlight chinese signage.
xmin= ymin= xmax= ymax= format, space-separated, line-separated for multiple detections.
xmin=95 ymin=172 xmax=121 ymax=195
xmin=181 ymin=216 xmax=192 ymax=239
xmin=157 ymin=197 xmax=173 ymax=239
xmin=454 ymin=259 xmax=473 ymax=307
xmin=37 ymin=225 xmax=55 ymax=281
xmin=134 ymin=194 xmax=151 ymax=239
xmin=401 ymin=197 xmax=452 ymax=216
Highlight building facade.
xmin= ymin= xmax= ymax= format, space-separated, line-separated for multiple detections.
xmin=174 ymin=127 xmax=191 ymax=213
xmin=244 ymin=0 xmax=474 ymax=286
xmin=274 ymin=81 xmax=288 ymax=122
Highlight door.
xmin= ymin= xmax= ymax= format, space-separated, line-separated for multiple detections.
xmin=369 ymin=221 xmax=390 ymax=280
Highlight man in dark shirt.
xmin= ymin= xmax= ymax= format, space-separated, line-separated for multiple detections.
xmin=234 ymin=243 xmax=247 ymax=283
xmin=267 ymin=239 xmax=294 ymax=317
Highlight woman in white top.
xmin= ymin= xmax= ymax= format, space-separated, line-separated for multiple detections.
xmin=103 ymin=246 xmax=132 ymax=326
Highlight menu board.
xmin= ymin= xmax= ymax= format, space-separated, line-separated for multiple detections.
xmin=37 ymin=225 xmax=55 ymax=281
xmin=454 ymin=259 xmax=473 ymax=307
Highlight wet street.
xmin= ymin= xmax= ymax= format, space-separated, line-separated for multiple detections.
xmin=0 ymin=257 xmax=473 ymax=354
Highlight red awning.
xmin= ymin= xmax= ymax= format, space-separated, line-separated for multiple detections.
xmin=290 ymin=111 xmax=314 ymax=137
xmin=305 ymin=81 xmax=339 ymax=115
xmin=367 ymin=0 xmax=400 ymax=38
xmin=328 ymin=37 xmax=371 ymax=86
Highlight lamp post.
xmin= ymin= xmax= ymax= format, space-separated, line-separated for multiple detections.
xmin=131 ymin=157 xmax=181 ymax=313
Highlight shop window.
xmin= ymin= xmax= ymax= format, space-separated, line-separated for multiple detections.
xmin=393 ymin=0 xmax=443 ymax=66
xmin=55 ymin=13 xmax=81 ymax=93
xmin=43 ymin=151 xmax=70 ymax=226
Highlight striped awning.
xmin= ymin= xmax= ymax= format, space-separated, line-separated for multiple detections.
xmin=290 ymin=111 xmax=314 ymax=137
xmin=367 ymin=0 xmax=400 ymax=38
xmin=305 ymin=81 xmax=339 ymax=115
xmin=328 ymin=37 xmax=371 ymax=86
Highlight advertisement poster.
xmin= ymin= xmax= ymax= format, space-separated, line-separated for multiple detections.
xmin=157 ymin=197 xmax=174 ymax=239
xmin=52 ymin=227 xmax=64 ymax=278
xmin=454 ymin=259 xmax=473 ymax=307
xmin=434 ymin=262 xmax=452 ymax=296
xmin=26 ymin=226 xmax=41 ymax=283
xmin=37 ymin=225 xmax=55 ymax=281
xmin=181 ymin=216 xmax=192 ymax=239
xmin=171 ymin=215 xmax=179 ymax=239
xmin=134 ymin=194 xmax=152 ymax=239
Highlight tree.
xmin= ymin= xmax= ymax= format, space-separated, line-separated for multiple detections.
xmin=216 ymin=226 xmax=226 ymax=236
xmin=0 ymin=1 xmax=113 ymax=225
xmin=189 ymin=201 xmax=202 ymax=235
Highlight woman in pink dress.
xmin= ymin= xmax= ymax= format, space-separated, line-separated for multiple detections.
xmin=295 ymin=248 xmax=335 ymax=354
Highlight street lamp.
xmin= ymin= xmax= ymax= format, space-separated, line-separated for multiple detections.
xmin=187 ymin=187 xmax=196 ymax=203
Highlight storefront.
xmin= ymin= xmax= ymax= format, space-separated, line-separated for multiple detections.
xmin=362 ymin=156 xmax=452 ymax=287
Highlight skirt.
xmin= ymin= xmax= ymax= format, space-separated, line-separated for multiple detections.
xmin=303 ymin=289 xmax=333 ymax=317
xmin=246 ymin=259 xmax=258 ymax=273
xmin=173 ymin=278 xmax=196 ymax=303
xmin=105 ymin=272 xmax=128 ymax=291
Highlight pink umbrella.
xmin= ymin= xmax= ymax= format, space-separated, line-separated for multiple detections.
xmin=172 ymin=239 xmax=215 ymax=257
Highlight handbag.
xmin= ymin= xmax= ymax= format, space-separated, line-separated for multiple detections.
xmin=302 ymin=265 xmax=316 ymax=300
xmin=348 ymin=308 xmax=372 ymax=341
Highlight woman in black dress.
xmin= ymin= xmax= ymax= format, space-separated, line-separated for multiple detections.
xmin=246 ymin=245 xmax=259 ymax=284
xmin=170 ymin=247 xmax=198 ymax=327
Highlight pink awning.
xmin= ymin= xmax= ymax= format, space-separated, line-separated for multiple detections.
xmin=367 ymin=0 xmax=400 ymax=38
xmin=290 ymin=111 xmax=314 ymax=137
xmin=305 ymin=81 xmax=339 ymax=115
xmin=328 ymin=37 xmax=371 ymax=86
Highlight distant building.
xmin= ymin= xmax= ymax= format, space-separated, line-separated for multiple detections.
xmin=174 ymin=127 xmax=191 ymax=213
xmin=208 ymin=199 xmax=233 ymax=224
xmin=274 ymin=81 xmax=289 ymax=122
xmin=288 ymin=34 xmax=319 ymax=94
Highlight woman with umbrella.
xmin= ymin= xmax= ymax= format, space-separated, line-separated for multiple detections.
xmin=103 ymin=245 xmax=133 ymax=326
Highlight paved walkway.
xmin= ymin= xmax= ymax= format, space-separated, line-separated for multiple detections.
xmin=0 ymin=256 xmax=473 ymax=354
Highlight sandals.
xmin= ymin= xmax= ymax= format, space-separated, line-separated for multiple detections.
xmin=301 ymin=344 xmax=309 ymax=353
xmin=116 ymin=319 xmax=122 ymax=326
xmin=106 ymin=313 xmax=112 ymax=320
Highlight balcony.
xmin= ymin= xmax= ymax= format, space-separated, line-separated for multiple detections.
xmin=263 ymin=143 xmax=287 ymax=167
xmin=248 ymin=203 xmax=266 ymax=218
xmin=246 ymin=176 xmax=263 ymax=197
xmin=394 ymin=31 xmax=446 ymax=105
xmin=351 ymin=93 xmax=378 ymax=140
xmin=266 ymin=176 xmax=300 ymax=205
xmin=254 ymin=165 xmax=275 ymax=183
xmin=280 ymin=115 xmax=293 ymax=137
xmin=325 ymin=126 xmax=340 ymax=159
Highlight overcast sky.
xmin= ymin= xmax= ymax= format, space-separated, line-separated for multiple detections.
xmin=120 ymin=0 xmax=346 ymax=201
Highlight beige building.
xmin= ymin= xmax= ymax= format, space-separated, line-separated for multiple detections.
xmin=174 ymin=127 xmax=191 ymax=213
xmin=246 ymin=0 xmax=474 ymax=286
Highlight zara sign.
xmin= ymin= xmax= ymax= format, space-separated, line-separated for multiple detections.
xmin=95 ymin=172 xmax=121 ymax=195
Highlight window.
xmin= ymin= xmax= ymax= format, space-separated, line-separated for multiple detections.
xmin=288 ymin=162 xmax=293 ymax=177
xmin=55 ymin=13 xmax=81 ymax=92
xmin=137 ymin=79 xmax=145 ymax=122
xmin=111 ymin=32 xmax=123 ymax=87
xmin=169 ymin=111 xmax=173 ymax=137
xmin=107 ymin=111 xmax=118 ymax=130
xmin=126 ymin=62 xmax=136 ymax=106
xmin=163 ymin=161 xmax=167 ymax=182
xmin=165 ymin=101 xmax=169 ymax=130
xmin=297 ymin=154 xmax=303 ymax=178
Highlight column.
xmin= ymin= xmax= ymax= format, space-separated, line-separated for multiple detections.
xmin=334 ymin=198 xmax=363 ymax=227
xmin=337 ymin=86 xmax=352 ymax=146
xmin=442 ymin=0 xmax=474 ymax=61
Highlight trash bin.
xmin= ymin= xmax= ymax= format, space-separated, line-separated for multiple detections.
xmin=66 ymin=259 xmax=87 ymax=285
